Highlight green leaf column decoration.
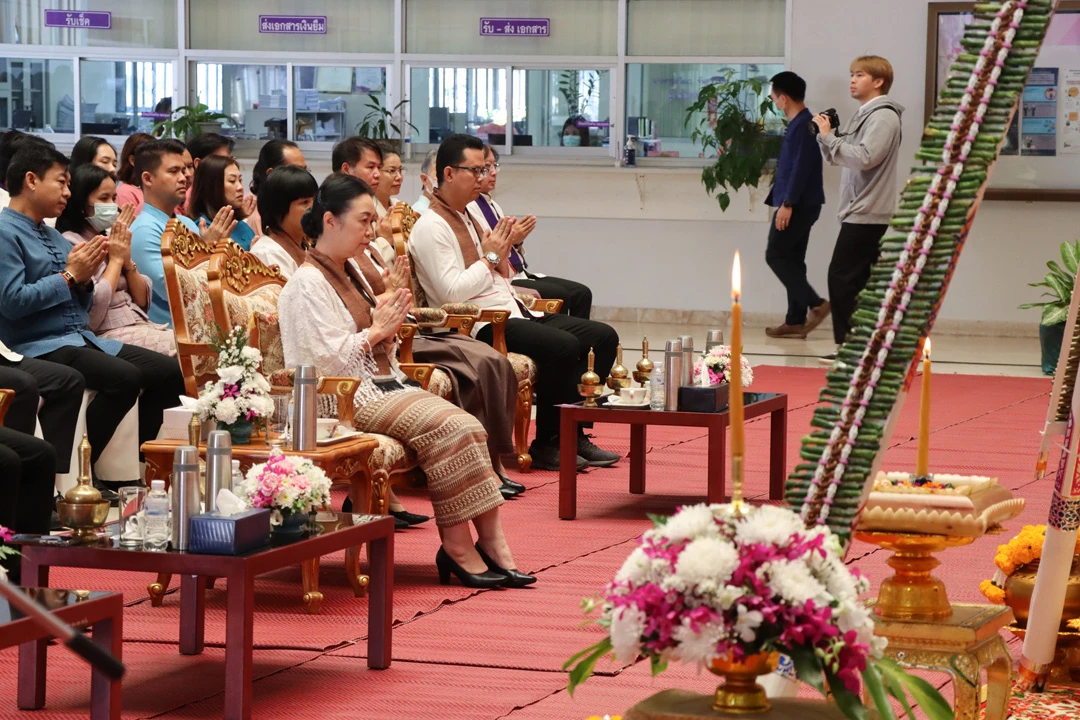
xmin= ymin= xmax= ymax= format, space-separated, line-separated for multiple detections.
xmin=788 ymin=0 xmax=1059 ymax=543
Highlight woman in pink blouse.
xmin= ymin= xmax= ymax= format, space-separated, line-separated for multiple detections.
xmin=56 ymin=164 xmax=175 ymax=356
xmin=114 ymin=132 xmax=154 ymax=216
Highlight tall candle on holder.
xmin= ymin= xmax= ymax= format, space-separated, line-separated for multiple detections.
xmin=916 ymin=338 xmax=932 ymax=478
xmin=730 ymin=252 xmax=745 ymax=511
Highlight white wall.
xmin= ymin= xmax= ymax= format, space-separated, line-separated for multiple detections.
xmin=249 ymin=0 xmax=1073 ymax=331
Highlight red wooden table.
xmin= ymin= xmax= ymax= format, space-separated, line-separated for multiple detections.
xmin=18 ymin=513 xmax=394 ymax=720
xmin=558 ymin=392 xmax=788 ymax=519
xmin=2 ymin=587 xmax=123 ymax=719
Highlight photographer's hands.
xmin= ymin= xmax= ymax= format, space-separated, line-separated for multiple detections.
xmin=812 ymin=114 xmax=834 ymax=137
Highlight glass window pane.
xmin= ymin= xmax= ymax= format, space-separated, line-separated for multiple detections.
xmin=293 ymin=66 xmax=386 ymax=143
xmin=410 ymin=67 xmax=508 ymax=144
xmin=627 ymin=0 xmax=785 ymax=57
xmin=188 ymin=0 xmax=393 ymax=52
xmin=0 ymin=0 xmax=177 ymax=48
xmin=625 ymin=62 xmax=783 ymax=158
xmin=195 ymin=63 xmax=288 ymax=140
xmin=511 ymin=69 xmax=611 ymax=148
xmin=79 ymin=60 xmax=173 ymax=137
xmin=406 ymin=0 xmax=616 ymax=56
xmin=0 ymin=58 xmax=75 ymax=133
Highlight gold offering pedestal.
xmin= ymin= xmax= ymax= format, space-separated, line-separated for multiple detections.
xmin=855 ymin=531 xmax=1014 ymax=720
xmin=625 ymin=693 xmax=847 ymax=720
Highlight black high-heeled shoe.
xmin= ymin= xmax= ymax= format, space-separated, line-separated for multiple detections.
xmin=475 ymin=543 xmax=536 ymax=588
xmin=435 ymin=547 xmax=508 ymax=588
xmin=499 ymin=475 xmax=526 ymax=494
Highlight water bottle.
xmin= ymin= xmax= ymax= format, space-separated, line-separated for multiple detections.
xmin=143 ymin=480 xmax=170 ymax=552
xmin=649 ymin=365 xmax=666 ymax=410
xmin=231 ymin=460 xmax=244 ymax=493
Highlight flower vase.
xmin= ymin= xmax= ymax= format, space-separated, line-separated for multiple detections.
xmin=272 ymin=510 xmax=309 ymax=540
xmin=709 ymin=651 xmax=779 ymax=714
xmin=224 ymin=420 xmax=255 ymax=445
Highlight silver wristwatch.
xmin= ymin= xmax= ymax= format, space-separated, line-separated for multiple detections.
xmin=484 ymin=251 xmax=500 ymax=266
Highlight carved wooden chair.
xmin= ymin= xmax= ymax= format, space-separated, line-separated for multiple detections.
xmin=0 ymin=388 xmax=13 ymax=425
xmin=392 ymin=203 xmax=564 ymax=471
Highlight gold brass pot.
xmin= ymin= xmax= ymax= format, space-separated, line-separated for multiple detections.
xmin=1005 ymin=558 xmax=1080 ymax=629
xmin=709 ymin=651 xmax=779 ymax=714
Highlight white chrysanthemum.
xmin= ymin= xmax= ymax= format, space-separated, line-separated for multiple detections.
xmin=733 ymin=505 xmax=802 ymax=547
xmin=715 ymin=586 xmax=746 ymax=612
xmin=240 ymin=346 xmax=261 ymax=362
xmin=217 ymin=365 xmax=244 ymax=385
xmin=615 ymin=547 xmax=652 ymax=586
xmin=610 ymin=606 xmax=646 ymax=663
xmin=822 ymin=556 xmax=860 ymax=602
xmin=662 ymin=504 xmax=719 ymax=543
xmin=764 ymin=559 xmax=828 ymax=606
xmin=734 ymin=605 xmax=764 ymax=642
xmin=835 ymin=600 xmax=874 ymax=646
xmin=673 ymin=537 xmax=739 ymax=593
xmin=214 ymin=398 xmax=240 ymax=425
xmin=870 ymin=634 xmax=888 ymax=659
xmin=672 ymin=618 xmax=726 ymax=666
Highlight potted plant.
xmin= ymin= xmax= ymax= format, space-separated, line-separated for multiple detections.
xmin=354 ymin=96 xmax=418 ymax=150
xmin=193 ymin=325 xmax=275 ymax=445
xmin=1019 ymin=239 xmax=1079 ymax=375
xmin=564 ymin=503 xmax=953 ymax=720
xmin=684 ymin=70 xmax=783 ymax=212
xmin=152 ymin=103 xmax=236 ymax=140
xmin=238 ymin=449 xmax=331 ymax=537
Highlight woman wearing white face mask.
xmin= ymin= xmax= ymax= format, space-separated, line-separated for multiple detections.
xmin=560 ymin=116 xmax=588 ymax=147
xmin=57 ymin=164 xmax=176 ymax=356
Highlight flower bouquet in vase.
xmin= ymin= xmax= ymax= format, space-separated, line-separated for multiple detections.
xmin=693 ymin=345 xmax=754 ymax=388
xmin=238 ymin=449 xmax=332 ymax=537
xmin=194 ymin=325 xmax=275 ymax=445
xmin=564 ymin=504 xmax=952 ymax=719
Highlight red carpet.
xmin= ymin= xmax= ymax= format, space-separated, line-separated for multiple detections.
xmin=0 ymin=366 xmax=1055 ymax=718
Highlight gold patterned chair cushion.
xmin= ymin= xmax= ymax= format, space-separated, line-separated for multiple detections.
xmin=411 ymin=307 xmax=448 ymax=327
xmin=367 ymin=432 xmax=417 ymax=472
xmin=507 ymin=352 xmax=537 ymax=384
xmin=175 ymin=262 xmax=217 ymax=378
xmin=222 ymin=285 xmax=284 ymax=374
xmin=440 ymin=302 xmax=482 ymax=318
xmin=428 ymin=368 xmax=453 ymax=399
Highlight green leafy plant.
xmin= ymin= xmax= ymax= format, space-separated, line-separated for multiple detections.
xmin=685 ymin=70 xmax=782 ymax=212
xmin=354 ymin=96 xmax=418 ymax=140
xmin=558 ymin=70 xmax=599 ymax=118
xmin=152 ymin=103 xmax=235 ymax=140
xmin=1019 ymin=239 xmax=1080 ymax=326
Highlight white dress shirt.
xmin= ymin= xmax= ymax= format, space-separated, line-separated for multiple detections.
xmin=250 ymin=236 xmax=301 ymax=279
xmin=408 ymin=207 xmax=538 ymax=336
xmin=0 ymin=337 xmax=22 ymax=362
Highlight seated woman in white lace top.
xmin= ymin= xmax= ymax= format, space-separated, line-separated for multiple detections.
xmin=278 ymin=173 xmax=534 ymax=589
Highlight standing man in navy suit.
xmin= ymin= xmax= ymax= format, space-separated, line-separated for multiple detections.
xmin=763 ymin=71 xmax=829 ymax=339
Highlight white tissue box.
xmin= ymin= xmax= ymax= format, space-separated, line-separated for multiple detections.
xmin=159 ymin=406 xmax=215 ymax=442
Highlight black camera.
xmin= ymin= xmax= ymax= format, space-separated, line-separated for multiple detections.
xmin=808 ymin=108 xmax=841 ymax=136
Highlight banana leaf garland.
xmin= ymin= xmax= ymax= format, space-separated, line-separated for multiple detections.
xmin=788 ymin=0 xmax=1058 ymax=543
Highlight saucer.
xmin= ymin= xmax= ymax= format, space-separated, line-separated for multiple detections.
xmin=605 ymin=395 xmax=649 ymax=408
xmin=316 ymin=429 xmax=363 ymax=446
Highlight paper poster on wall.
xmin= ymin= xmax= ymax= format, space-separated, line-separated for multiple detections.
xmin=1020 ymin=67 xmax=1058 ymax=156
xmin=1063 ymin=69 xmax=1080 ymax=155
xmin=353 ymin=68 xmax=385 ymax=94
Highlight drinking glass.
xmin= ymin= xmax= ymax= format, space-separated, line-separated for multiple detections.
xmin=119 ymin=486 xmax=148 ymax=547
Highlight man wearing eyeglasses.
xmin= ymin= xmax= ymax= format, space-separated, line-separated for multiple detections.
xmin=469 ymin=145 xmax=594 ymax=319
xmin=332 ymin=136 xmax=396 ymax=266
xmin=409 ymin=134 xmax=621 ymax=472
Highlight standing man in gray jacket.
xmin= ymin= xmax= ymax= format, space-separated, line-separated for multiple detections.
xmin=814 ymin=55 xmax=903 ymax=350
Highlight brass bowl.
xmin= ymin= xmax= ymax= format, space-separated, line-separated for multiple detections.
xmin=606 ymin=376 xmax=631 ymax=394
xmin=56 ymin=499 xmax=111 ymax=542
xmin=632 ymin=370 xmax=651 ymax=387
xmin=578 ymin=383 xmax=604 ymax=408
xmin=1005 ymin=559 xmax=1080 ymax=629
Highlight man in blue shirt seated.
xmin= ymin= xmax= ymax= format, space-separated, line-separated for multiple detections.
xmin=0 ymin=143 xmax=186 ymax=487
xmin=764 ymin=71 xmax=829 ymax=340
xmin=129 ymin=139 xmax=236 ymax=326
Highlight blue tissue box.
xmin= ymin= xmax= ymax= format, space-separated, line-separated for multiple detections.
xmin=189 ymin=508 xmax=271 ymax=555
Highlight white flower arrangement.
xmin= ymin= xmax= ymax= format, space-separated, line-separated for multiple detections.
xmin=193 ymin=325 xmax=275 ymax=429
xmin=692 ymin=345 xmax=754 ymax=387
xmin=239 ymin=450 xmax=332 ymax=526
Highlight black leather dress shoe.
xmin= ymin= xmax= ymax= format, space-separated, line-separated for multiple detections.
xmin=529 ymin=442 xmax=587 ymax=472
xmin=91 ymin=480 xmax=119 ymax=505
xmin=390 ymin=509 xmax=430 ymax=526
xmin=475 ymin=543 xmax=536 ymax=588
xmin=499 ymin=475 xmax=526 ymax=494
xmin=435 ymin=547 xmax=507 ymax=588
xmin=499 ymin=484 xmax=519 ymax=500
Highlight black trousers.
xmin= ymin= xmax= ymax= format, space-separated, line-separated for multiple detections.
xmin=0 ymin=357 xmax=84 ymax=474
xmin=765 ymin=205 xmax=824 ymax=326
xmin=828 ymin=222 xmax=888 ymax=344
xmin=477 ymin=313 xmax=618 ymax=446
xmin=512 ymin=275 xmax=593 ymax=319
xmin=0 ymin=426 xmax=56 ymax=537
xmin=38 ymin=343 xmax=185 ymax=472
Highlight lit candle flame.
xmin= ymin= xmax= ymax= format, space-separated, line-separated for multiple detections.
xmin=731 ymin=251 xmax=742 ymax=301
xmin=924 ymin=337 xmax=931 ymax=359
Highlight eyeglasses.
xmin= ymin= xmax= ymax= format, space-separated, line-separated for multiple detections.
xmin=485 ymin=162 xmax=501 ymax=172
xmin=450 ymin=165 xmax=490 ymax=178
xmin=383 ymin=167 xmax=407 ymax=177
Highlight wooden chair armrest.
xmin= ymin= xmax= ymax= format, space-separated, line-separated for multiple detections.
xmin=442 ymin=315 xmax=477 ymax=336
xmin=398 ymin=363 xmax=437 ymax=391
xmin=410 ymin=307 xmax=449 ymax=328
xmin=533 ymin=297 xmax=564 ymax=314
xmin=397 ymin=324 xmax=418 ymax=363
xmin=478 ymin=310 xmax=510 ymax=355
xmin=440 ymin=302 xmax=482 ymax=318
xmin=175 ymin=342 xmax=220 ymax=357
xmin=267 ymin=374 xmax=361 ymax=429
xmin=0 ymin=388 xmax=13 ymax=425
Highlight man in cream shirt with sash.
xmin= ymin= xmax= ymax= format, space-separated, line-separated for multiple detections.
xmin=408 ymin=134 xmax=621 ymax=472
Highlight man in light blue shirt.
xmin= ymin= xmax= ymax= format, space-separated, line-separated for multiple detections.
xmin=0 ymin=143 xmax=185 ymax=483
xmin=129 ymin=139 xmax=235 ymax=326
